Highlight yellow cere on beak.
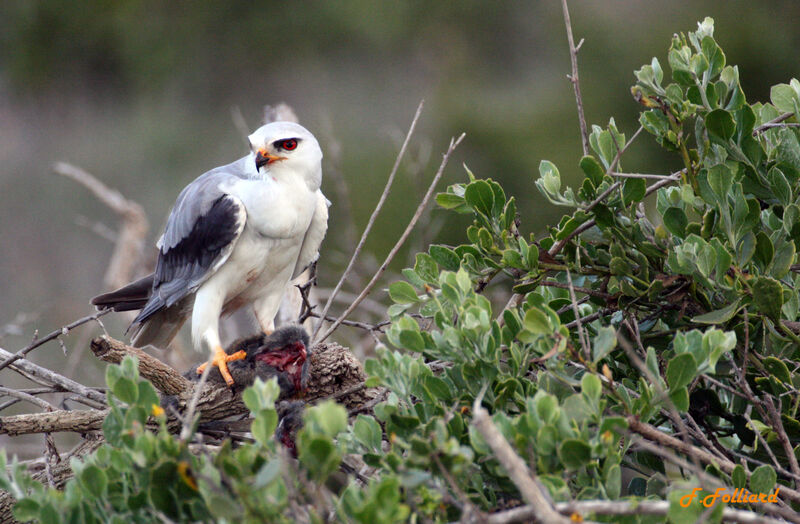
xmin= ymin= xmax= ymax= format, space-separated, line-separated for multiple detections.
xmin=255 ymin=149 xmax=284 ymax=170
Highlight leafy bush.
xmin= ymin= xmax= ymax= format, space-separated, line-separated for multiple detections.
xmin=3 ymin=16 xmax=800 ymax=523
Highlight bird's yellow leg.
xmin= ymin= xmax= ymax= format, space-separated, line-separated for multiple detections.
xmin=196 ymin=346 xmax=246 ymax=386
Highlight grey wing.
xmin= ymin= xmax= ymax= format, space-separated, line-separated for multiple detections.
xmin=292 ymin=189 xmax=330 ymax=279
xmin=133 ymin=173 xmax=247 ymax=326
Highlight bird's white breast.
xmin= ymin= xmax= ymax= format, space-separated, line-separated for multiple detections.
xmin=208 ymin=175 xmax=317 ymax=311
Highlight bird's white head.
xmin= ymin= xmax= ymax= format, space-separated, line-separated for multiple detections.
xmin=248 ymin=121 xmax=323 ymax=190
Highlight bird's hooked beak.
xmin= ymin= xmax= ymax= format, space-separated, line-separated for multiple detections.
xmin=255 ymin=149 xmax=284 ymax=170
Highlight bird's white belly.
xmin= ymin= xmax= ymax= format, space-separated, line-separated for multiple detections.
xmin=212 ymin=227 xmax=303 ymax=315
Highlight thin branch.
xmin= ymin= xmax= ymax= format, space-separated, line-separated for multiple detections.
xmin=548 ymin=169 xmax=683 ymax=257
xmin=609 ymin=172 xmax=677 ymax=180
xmin=753 ymin=111 xmax=795 ymax=135
xmin=565 ymin=268 xmax=590 ymax=361
xmin=0 ymin=309 xmax=112 ymax=374
xmin=0 ymin=347 xmax=106 ymax=404
xmin=0 ymin=386 xmax=56 ymax=412
xmin=560 ymin=0 xmax=589 ymax=155
xmin=312 ymin=101 xmax=425 ymax=340
xmin=627 ymin=415 xmax=800 ymax=506
xmin=537 ymin=280 xmax=613 ymax=300
xmin=53 ymin=162 xmax=148 ymax=289
xmin=471 ymin=396 xmax=570 ymax=524
xmin=316 ymin=132 xmax=466 ymax=344
xmin=764 ymin=395 xmax=800 ymax=488
xmin=487 ymin=499 xmax=788 ymax=524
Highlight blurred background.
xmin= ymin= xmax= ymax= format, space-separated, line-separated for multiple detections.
xmin=0 ymin=0 xmax=798 ymax=417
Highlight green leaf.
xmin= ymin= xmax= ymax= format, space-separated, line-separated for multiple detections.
xmin=763 ymin=357 xmax=792 ymax=384
xmin=436 ymin=192 xmax=467 ymax=211
xmin=579 ymin=155 xmax=605 ymax=187
xmin=663 ymin=207 xmax=688 ymax=237
xmin=592 ymin=326 xmax=617 ymax=363
xmin=423 ymin=375 xmax=452 ymax=401
xmin=398 ymin=329 xmax=424 ymax=352
xmin=464 ymin=180 xmax=495 ymax=217
xmin=80 ymin=465 xmax=108 ymax=497
xmin=669 ymin=387 xmax=690 ymax=412
xmin=429 ymin=245 xmax=460 ymax=271
xmin=12 ymin=499 xmax=41 ymax=522
xmin=771 ymin=83 xmax=800 ymax=114
xmin=767 ymin=167 xmax=792 ymax=206
xmin=414 ymin=253 xmax=438 ymax=284
xmin=752 ymin=276 xmax=784 ymax=321
xmin=705 ymin=109 xmax=736 ymax=140
xmin=581 ymin=373 xmax=602 ymax=402
xmin=622 ymin=178 xmax=646 ymax=205
xmin=706 ymin=164 xmax=733 ymax=203
xmin=605 ymin=463 xmax=622 ymax=499
xmin=388 ymin=281 xmax=419 ymax=304
xmin=558 ymin=439 xmax=592 ymax=469
xmin=250 ymin=410 xmax=278 ymax=445
xmin=112 ymin=377 xmax=138 ymax=404
xmin=353 ymin=415 xmax=383 ymax=451
xmin=750 ymin=465 xmax=777 ymax=494
xmin=692 ymin=299 xmax=741 ymax=324
xmin=523 ymin=308 xmax=552 ymax=334
xmin=666 ymin=353 xmax=697 ymax=391
xmin=732 ymin=465 xmax=746 ymax=489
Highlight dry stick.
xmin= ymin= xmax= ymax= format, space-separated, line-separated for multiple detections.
xmin=764 ymin=395 xmax=800 ymax=489
xmin=471 ymin=398 xmax=571 ymax=524
xmin=53 ymin=162 xmax=148 ymax=290
xmin=753 ymin=111 xmax=794 ymax=135
xmin=312 ymin=101 xmax=425 ymax=342
xmin=316 ymin=133 xmax=466 ymax=344
xmin=486 ymin=500 xmax=786 ymax=524
xmin=0 ymin=309 xmax=112 ymax=374
xmin=548 ymin=169 xmax=682 ymax=258
xmin=560 ymin=0 xmax=589 ymax=155
xmin=627 ymin=415 xmax=800 ymax=506
xmin=0 ymin=386 xmax=56 ymax=412
xmin=565 ymin=268 xmax=590 ymax=361
xmin=0 ymin=348 xmax=106 ymax=405
xmin=629 ymin=437 xmax=797 ymax=521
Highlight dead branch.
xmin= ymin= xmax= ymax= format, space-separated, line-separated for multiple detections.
xmin=0 ymin=336 xmax=374 ymax=437
xmin=53 ymin=162 xmax=148 ymax=289
xmin=0 ymin=347 xmax=106 ymax=405
xmin=317 ymin=131 xmax=466 ymax=344
xmin=471 ymin=398 xmax=570 ymax=524
xmin=90 ymin=335 xmax=191 ymax=395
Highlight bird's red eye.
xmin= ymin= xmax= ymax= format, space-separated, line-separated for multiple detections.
xmin=280 ymin=139 xmax=298 ymax=151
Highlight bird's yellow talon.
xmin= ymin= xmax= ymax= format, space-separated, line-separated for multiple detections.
xmin=196 ymin=348 xmax=247 ymax=386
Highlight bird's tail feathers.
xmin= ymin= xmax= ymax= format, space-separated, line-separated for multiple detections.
xmin=91 ymin=274 xmax=154 ymax=312
xmin=130 ymin=310 xmax=186 ymax=349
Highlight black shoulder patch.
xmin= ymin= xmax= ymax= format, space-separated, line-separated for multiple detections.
xmin=133 ymin=196 xmax=242 ymax=325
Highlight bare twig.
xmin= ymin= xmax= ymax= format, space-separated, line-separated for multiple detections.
xmin=471 ymin=396 xmax=570 ymax=524
xmin=0 ymin=347 xmax=106 ymax=405
xmin=313 ymin=102 xmax=424 ymax=340
xmin=753 ymin=111 xmax=795 ymax=135
xmin=53 ymin=162 xmax=148 ymax=289
xmin=561 ymin=0 xmax=589 ymax=155
xmin=764 ymin=395 xmax=800 ymax=488
xmin=565 ymin=268 xmax=590 ymax=361
xmin=627 ymin=415 xmax=800 ymax=506
xmin=0 ymin=309 xmax=112 ymax=374
xmin=548 ymin=169 xmax=682 ymax=257
xmin=316 ymin=132 xmax=466 ymax=344
xmin=485 ymin=499 xmax=786 ymax=524
xmin=0 ymin=386 xmax=56 ymax=412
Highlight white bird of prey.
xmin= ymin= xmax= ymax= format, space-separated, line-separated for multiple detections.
xmin=92 ymin=121 xmax=328 ymax=385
